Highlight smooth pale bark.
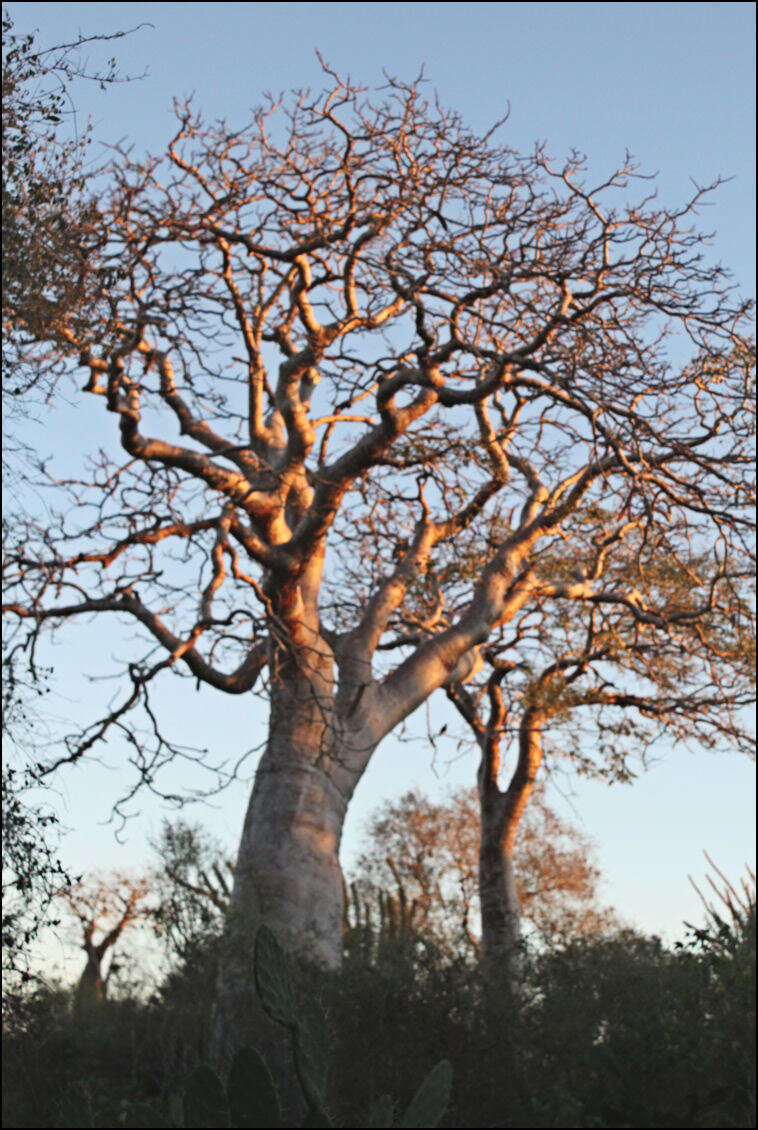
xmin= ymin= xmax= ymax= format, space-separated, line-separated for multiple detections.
xmin=209 ymin=620 xmax=371 ymax=1078
xmin=228 ymin=644 xmax=354 ymax=967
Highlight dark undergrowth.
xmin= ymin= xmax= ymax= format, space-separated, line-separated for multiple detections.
xmin=3 ymin=915 xmax=755 ymax=1129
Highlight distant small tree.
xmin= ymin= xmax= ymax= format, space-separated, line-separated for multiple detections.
xmin=59 ymin=871 xmax=152 ymax=1007
xmin=347 ymin=784 xmax=615 ymax=961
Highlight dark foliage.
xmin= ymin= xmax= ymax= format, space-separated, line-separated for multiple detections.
xmin=2 ymin=891 xmax=754 ymax=1128
xmin=1 ymin=763 xmax=71 ymax=988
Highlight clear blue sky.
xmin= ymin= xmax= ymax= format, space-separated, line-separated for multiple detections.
xmin=6 ymin=2 xmax=756 ymax=958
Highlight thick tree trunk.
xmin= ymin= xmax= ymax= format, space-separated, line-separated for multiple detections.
xmin=75 ymin=951 xmax=105 ymax=1008
xmin=230 ymin=636 xmax=353 ymax=961
xmin=210 ymin=625 xmax=365 ymax=1097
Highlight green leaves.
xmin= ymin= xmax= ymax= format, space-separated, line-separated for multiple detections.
xmin=55 ymin=1082 xmax=94 ymax=1129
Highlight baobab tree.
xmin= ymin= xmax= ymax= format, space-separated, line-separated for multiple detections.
xmin=60 ymin=871 xmax=151 ymax=1007
xmin=3 ymin=63 xmax=754 ymax=1039
xmin=453 ymin=518 xmax=754 ymax=973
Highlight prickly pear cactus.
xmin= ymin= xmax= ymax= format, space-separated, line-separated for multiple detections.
xmin=397 ymin=1059 xmax=453 ymax=1128
xmin=253 ymin=923 xmax=333 ymax=1126
xmin=227 ymin=1045 xmax=282 ymax=1128
xmin=177 ymin=925 xmax=452 ymax=1129
xmin=293 ymin=991 xmax=331 ymax=1114
xmin=254 ymin=923 xmax=296 ymax=1027
xmin=365 ymin=1093 xmax=395 ymax=1128
xmin=183 ymin=1064 xmax=228 ymax=1128
xmin=360 ymin=1059 xmax=452 ymax=1129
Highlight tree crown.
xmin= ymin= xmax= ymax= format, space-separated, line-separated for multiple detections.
xmin=3 ymin=66 xmax=754 ymax=804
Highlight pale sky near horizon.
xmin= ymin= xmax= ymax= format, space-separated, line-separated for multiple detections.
xmin=4 ymin=2 xmax=756 ymax=977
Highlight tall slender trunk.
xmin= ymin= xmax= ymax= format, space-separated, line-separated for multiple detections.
xmin=479 ymin=795 xmax=521 ymax=976
xmin=478 ymin=707 xmax=544 ymax=989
